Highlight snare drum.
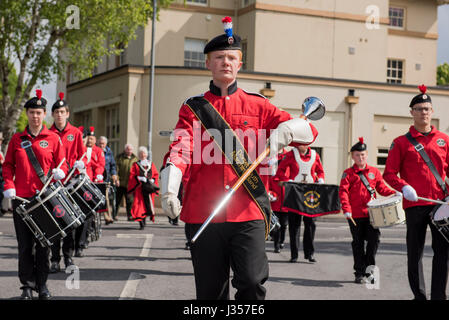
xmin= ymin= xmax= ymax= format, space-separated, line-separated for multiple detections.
xmin=367 ymin=195 xmax=405 ymax=228
xmin=16 ymin=182 xmax=86 ymax=248
xmin=431 ymin=204 xmax=449 ymax=243
xmin=66 ymin=173 xmax=105 ymax=219
xmin=94 ymin=182 xmax=110 ymax=213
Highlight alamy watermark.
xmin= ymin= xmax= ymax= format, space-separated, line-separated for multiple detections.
xmin=365 ymin=265 xmax=380 ymax=290
xmin=65 ymin=265 xmax=80 ymax=290
xmin=66 ymin=5 xmax=80 ymax=30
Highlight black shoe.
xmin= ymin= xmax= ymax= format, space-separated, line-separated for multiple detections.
xmin=280 ymin=243 xmax=285 ymax=249
xmin=184 ymin=242 xmax=191 ymax=250
xmin=113 ymin=217 xmax=118 ymax=221
xmin=49 ymin=261 xmax=60 ymax=273
xmin=74 ymin=249 xmax=84 ymax=257
xmin=38 ymin=285 xmax=52 ymax=300
xmin=64 ymin=257 xmax=74 ymax=269
xmin=139 ymin=221 xmax=145 ymax=230
xmin=305 ymin=255 xmax=317 ymax=263
xmin=274 ymin=246 xmax=281 ymax=253
xmin=289 ymin=257 xmax=298 ymax=263
xmin=20 ymin=288 xmax=33 ymax=300
xmin=354 ymin=275 xmax=365 ymax=284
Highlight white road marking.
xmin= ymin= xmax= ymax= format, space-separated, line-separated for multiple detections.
xmin=119 ymin=272 xmax=142 ymax=300
xmin=116 ymin=233 xmax=154 ymax=257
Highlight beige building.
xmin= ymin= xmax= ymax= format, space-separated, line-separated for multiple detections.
xmin=60 ymin=0 xmax=449 ymax=185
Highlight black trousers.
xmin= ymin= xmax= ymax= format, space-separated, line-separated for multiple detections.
xmin=273 ymin=211 xmax=288 ymax=249
xmin=75 ymin=217 xmax=93 ymax=250
xmin=12 ymin=200 xmax=50 ymax=289
xmin=348 ymin=217 xmax=380 ymax=277
xmin=185 ymin=220 xmax=269 ymax=300
xmin=50 ymin=230 xmax=75 ymax=263
xmin=405 ymin=205 xmax=449 ymax=300
xmin=115 ymin=186 xmax=133 ymax=218
xmin=288 ymin=212 xmax=317 ymax=259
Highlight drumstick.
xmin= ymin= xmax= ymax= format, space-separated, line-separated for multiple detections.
xmin=40 ymin=158 xmax=66 ymax=194
xmin=349 ymin=216 xmax=357 ymax=226
xmin=13 ymin=196 xmax=30 ymax=203
xmin=417 ymin=196 xmax=448 ymax=206
xmin=63 ymin=152 xmax=87 ymax=185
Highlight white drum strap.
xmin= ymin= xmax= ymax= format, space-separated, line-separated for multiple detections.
xmin=86 ymin=147 xmax=92 ymax=163
xmin=293 ymin=149 xmax=316 ymax=183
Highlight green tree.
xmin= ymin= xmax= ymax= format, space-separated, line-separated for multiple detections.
xmin=0 ymin=0 xmax=175 ymax=149
xmin=437 ymin=63 xmax=449 ymax=85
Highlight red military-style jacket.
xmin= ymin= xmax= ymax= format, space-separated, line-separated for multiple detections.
xmin=339 ymin=164 xmax=395 ymax=218
xmin=50 ymin=122 xmax=86 ymax=169
xmin=165 ymin=82 xmax=318 ymax=224
xmin=383 ymin=125 xmax=449 ymax=209
xmin=267 ymin=149 xmax=289 ymax=213
xmin=127 ymin=161 xmax=159 ymax=222
xmin=86 ymin=145 xmax=105 ymax=182
xmin=274 ymin=147 xmax=325 ymax=183
xmin=3 ymin=125 xmax=68 ymax=197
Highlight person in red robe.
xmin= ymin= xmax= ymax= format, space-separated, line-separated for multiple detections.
xmin=128 ymin=146 xmax=159 ymax=229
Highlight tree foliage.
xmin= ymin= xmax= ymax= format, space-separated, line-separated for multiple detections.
xmin=437 ymin=63 xmax=449 ymax=86
xmin=0 ymin=0 xmax=175 ymax=149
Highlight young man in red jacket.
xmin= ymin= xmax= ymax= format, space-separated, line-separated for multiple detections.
xmin=3 ymin=90 xmax=67 ymax=300
xmin=160 ymin=17 xmax=318 ymax=300
xmin=49 ymin=92 xmax=86 ymax=273
xmin=339 ymin=137 xmax=396 ymax=284
xmin=274 ymin=144 xmax=325 ymax=263
xmin=383 ymin=85 xmax=449 ymax=300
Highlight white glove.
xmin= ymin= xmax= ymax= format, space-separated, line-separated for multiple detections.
xmin=149 ymin=179 xmax=155 ymax=184
xmin=344 ymin=212 xmax=352 ymax=218
xmin=161 ymin=193 xmax=181 ymax=219
xmin=268 ymin=192 xmax=277 ymax=202
xmin=402 ymin=185 xmax=418 ymax=202
xmin=96 ymin=174 xmax=104 ymax=182
xmin=73 ymin=160 xmax=85 ymax=170
xmin=268 ymin=118 xmax=314 ymax=157
xmin=3 ymin=189 xmax=16 ymax=199
xmin=52 ymin=168 xmax=66 ymax=181
xmin=317 ymin=178 xmax=324 ymax=184
xmin=137 ymin=176 xmax=147 ymax=183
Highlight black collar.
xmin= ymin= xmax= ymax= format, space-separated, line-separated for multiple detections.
xmin=53 ymin=122 xmax=68 ymax=133
xmin=209 ymin=80 xmax=238 ymax=96
xmin=26 ymin=125 xmax=44 ymax=138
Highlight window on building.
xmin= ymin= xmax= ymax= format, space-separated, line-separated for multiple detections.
xmin=105 ymin=105 xmax=120 ymax=157
xmin=387 ymin=59 xmax=404 ymax=84
xmin=186 ymin=0 xmax=207 ymax=5
xmin=389 ymin=7 xmax=405 ymax=29
xmin=241 ymin=40 xmax=248 ymax=70
xmin=77 ymin=110 xmax=92 ymax=130
xmin=376 ymin=147 xmax=389 ymax=167
xmin=116 ymin=43 xmax=126 ymax=68
xmin=184 ymin=38 xmax=206 ymax=68
xmin=242 ymin=0 xmax=251 ymax=7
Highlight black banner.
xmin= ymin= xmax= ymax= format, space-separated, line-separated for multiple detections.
xmin=282 ymin=182 xmax=341 ymax=217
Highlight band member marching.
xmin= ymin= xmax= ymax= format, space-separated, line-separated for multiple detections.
xmin=267 ymin=149 xmax=289 ymax=253
xmin=339 ymin=137 xmax=396 ymax=284
xmin=160 ymin=17 xmax=318 ymax=300
xmin=274 ymin=144 xmax=325 ymax=263
xmin=49 ymin=92 xmax=86 ymax=273
xmin=383 ymin=85 xmax=449 ymax=300
xmin=127 ymin=146 xmax=159 ymax=230
xmin=3 ymin=90 xmax=68 ymax=300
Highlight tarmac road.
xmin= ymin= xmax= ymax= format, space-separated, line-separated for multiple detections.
xmin=0 ymin=212 xmax=439 ymax=302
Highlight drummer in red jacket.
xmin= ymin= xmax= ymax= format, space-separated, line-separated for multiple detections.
xmin=383 ymin=85 xmax=449 ymax=300
xmin=274 ymin=144 xmax=325 ymax=263
xmin=48 ymin=92 xmax=87 ymax=274
xmin=3 ymin=90 xmax=67 ymax=300
xmin=339 ymin=137 xmax=396 ymax=284
xmin=127 ymin=146 xmax=159 ymax=230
